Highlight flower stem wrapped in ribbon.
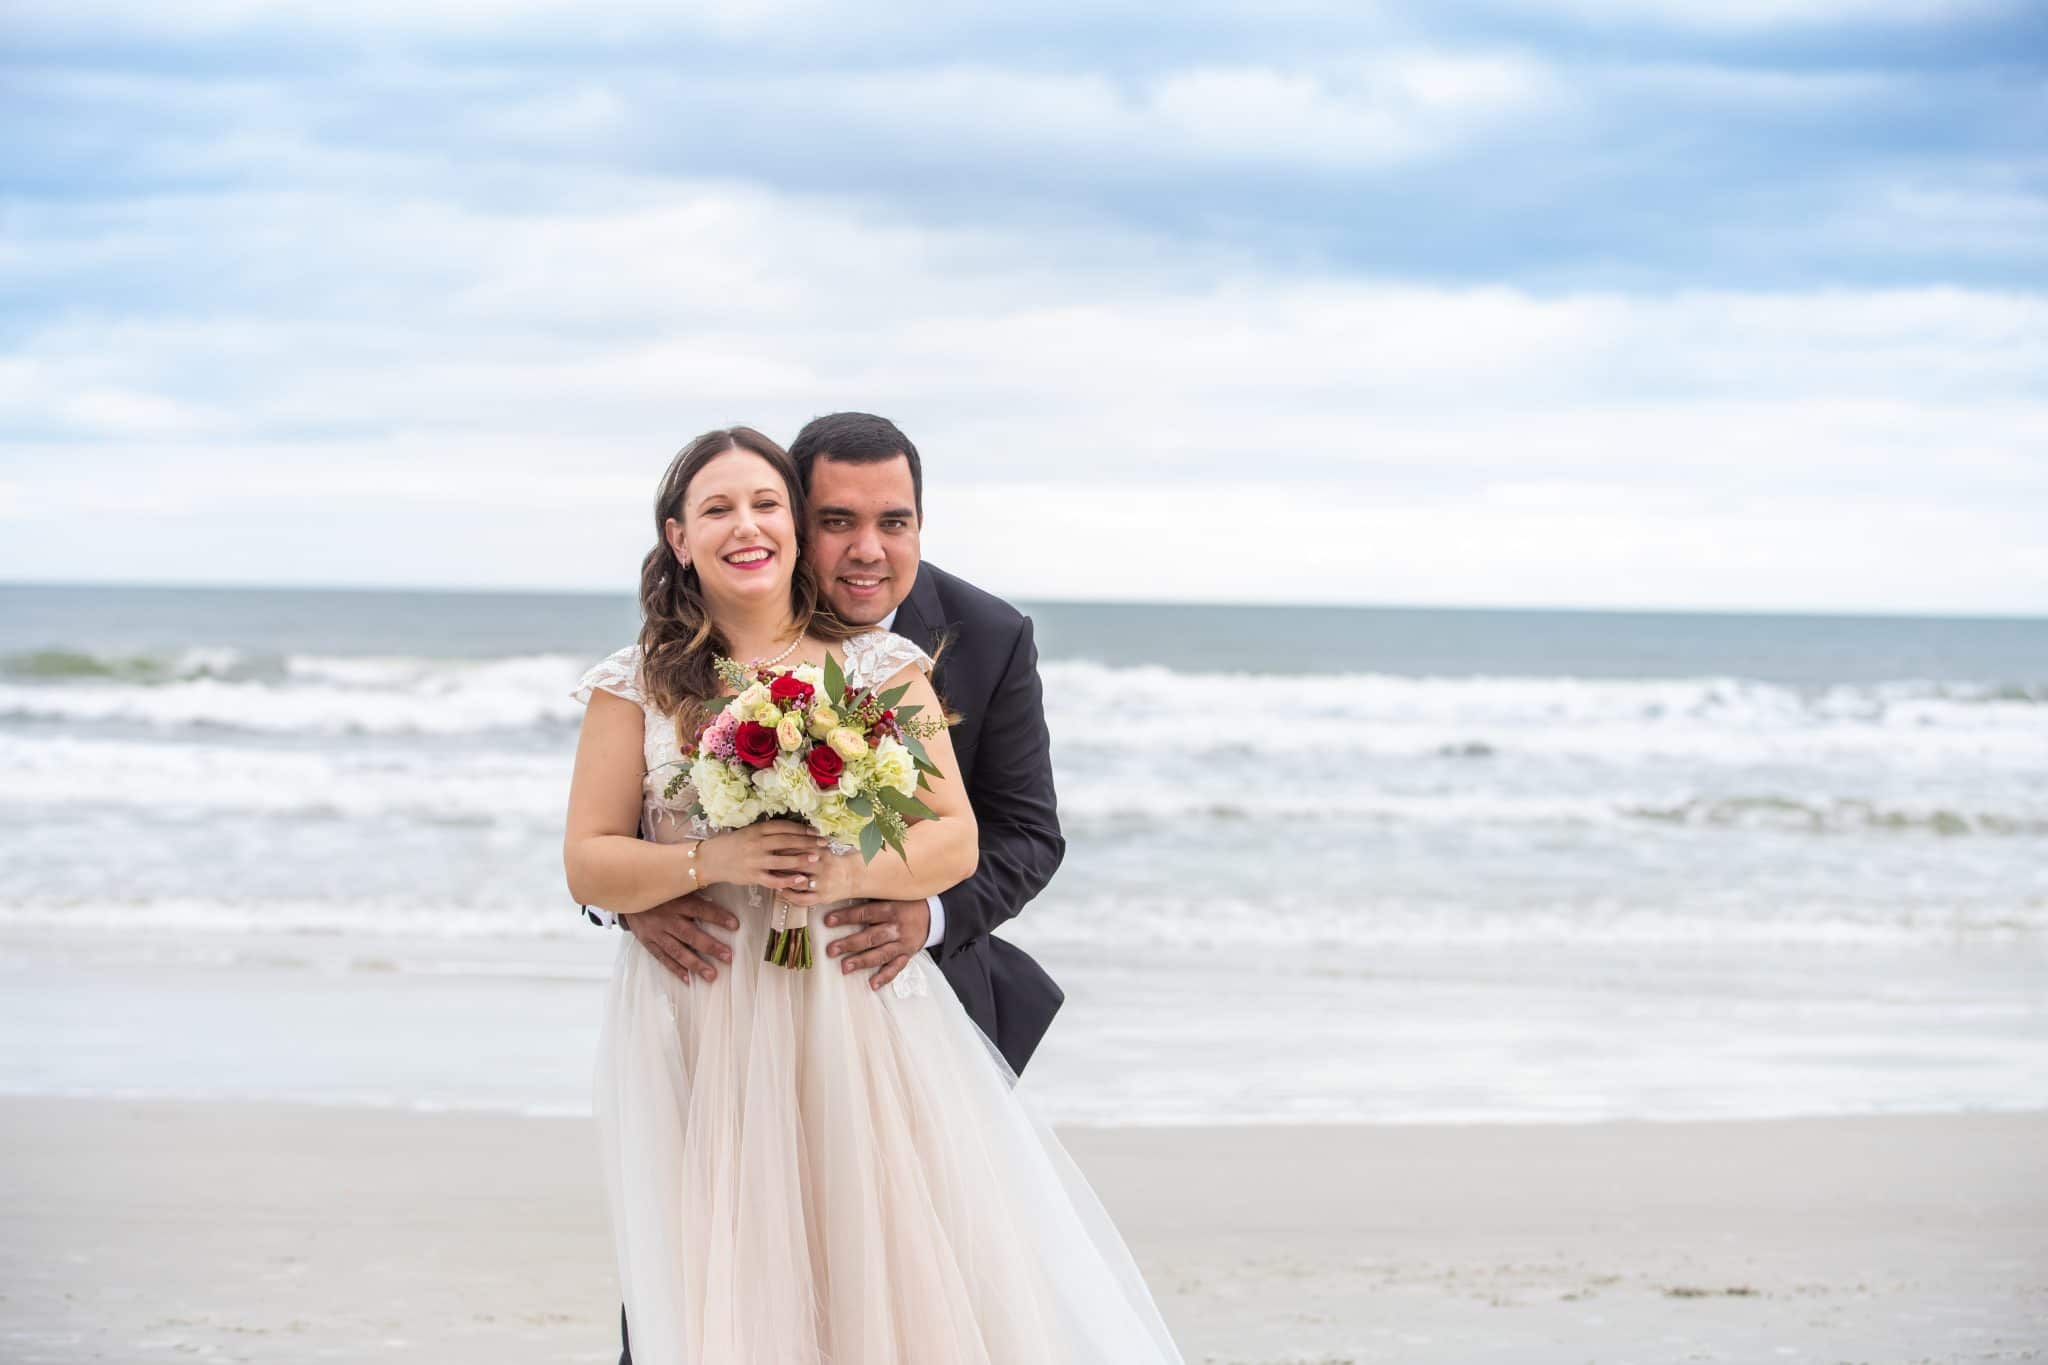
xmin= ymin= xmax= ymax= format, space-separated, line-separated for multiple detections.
xmin=660 ymin=651 xmax=948 ymax=970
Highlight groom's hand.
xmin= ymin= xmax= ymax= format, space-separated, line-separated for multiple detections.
xmin=824 ymin=900 xmax=930 ymax=990
xmin=625 ymin=893 xmax=740 ymax=985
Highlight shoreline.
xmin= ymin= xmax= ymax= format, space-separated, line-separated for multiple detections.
xmin=3 ymin=1097 xmax=2041 ymax=1363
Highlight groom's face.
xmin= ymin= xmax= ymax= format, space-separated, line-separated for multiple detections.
xmin=806 ymin=454 xmax=921 ymax=626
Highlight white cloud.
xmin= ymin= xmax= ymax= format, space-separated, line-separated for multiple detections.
xmin=1146 ymin=52 xmax=1556 ymax=166
xmin=4 ymin=176 xmax=2041 ymax=611
xmin=1488 ymin=0 xmax=2002 ymax=30
xmin=2 ymin=0 xmax=827 ymax=41
xmin=928 ymin=479 xmax=2047 ymax=616
xmin=3 ymin=6 xmax=2041 ymax=613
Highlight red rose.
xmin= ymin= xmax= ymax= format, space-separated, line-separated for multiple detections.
xmin=769 ymin=673 xmax=814 ymax=706
xmin=734 ymin=721 xmax=780 ymax=769
xmin=805 ymin=745 xmax=844 ymax=789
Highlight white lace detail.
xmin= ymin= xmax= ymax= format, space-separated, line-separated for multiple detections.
xmin=891 ymin=956 xmax=932 ymax=999
xmin=841 ymin=630 xmax=933 ymax=692
xmin=572 ymin=644 xmax=644 ymax=706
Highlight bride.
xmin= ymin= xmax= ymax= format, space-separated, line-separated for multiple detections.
xmin=564 ymin=427 xmax=1185 ymax=1364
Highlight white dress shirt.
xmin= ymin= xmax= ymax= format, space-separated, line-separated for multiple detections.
xmin=589 ymin=609 xmax=947 ymax=952
xmin=878 ymin=606 xmax=948 ymax=952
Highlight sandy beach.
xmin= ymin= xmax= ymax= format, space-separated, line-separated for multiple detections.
xmin=2 ymin=1098 xmax=2040 ymax=1363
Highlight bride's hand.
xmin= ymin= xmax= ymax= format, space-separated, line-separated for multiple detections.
xmin=698 ymin=821 xmax=827 ymax=893
xmin=779 ymin=846 xmax=861 ymax=907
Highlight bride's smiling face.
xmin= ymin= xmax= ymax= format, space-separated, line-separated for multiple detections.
xmin=666 ymin=448 xmax=798 ymax=607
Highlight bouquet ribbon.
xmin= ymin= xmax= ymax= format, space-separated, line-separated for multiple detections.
xmin=765 ymin=896 xmax=812 ymax=970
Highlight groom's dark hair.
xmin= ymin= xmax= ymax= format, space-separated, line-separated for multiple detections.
xmin=788 ymin=412 xmax=924 ymax=520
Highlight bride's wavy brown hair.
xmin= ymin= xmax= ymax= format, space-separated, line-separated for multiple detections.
xmin=638 ymin=427 xmax=857 ymax=722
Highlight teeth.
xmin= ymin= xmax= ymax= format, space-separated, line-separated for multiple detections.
xmin=727 ymin=549 xmax=770 ymax=564
xmin=844 ymin=577 xmax=881 ymax=586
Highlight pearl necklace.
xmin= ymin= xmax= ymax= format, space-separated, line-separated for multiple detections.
xmin=747 ymin=632 xmax=805 ymax=671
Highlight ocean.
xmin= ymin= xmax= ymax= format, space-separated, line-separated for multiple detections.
xmin=2 ymin=582 xmax=2043 ymax=1125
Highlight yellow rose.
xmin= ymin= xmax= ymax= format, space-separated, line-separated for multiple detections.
xmin=775 ymin=713 xmax=805 ymax=751
xmin=808 ymin=704 xmax=840 ymax=739
xmin=828 ymin=727 xmax=869 ymax=762
xmin=752 ymin=698 xmax=784 ymax=726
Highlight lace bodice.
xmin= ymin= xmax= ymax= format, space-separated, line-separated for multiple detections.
xmin=570 ymin=629 xmax=936 ymax=842
xmin=572 ymin=630 xmax=937 ymax=998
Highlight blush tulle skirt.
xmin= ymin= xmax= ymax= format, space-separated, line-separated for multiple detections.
xmin=592 ymin=883 xmax=1186 ymax=1365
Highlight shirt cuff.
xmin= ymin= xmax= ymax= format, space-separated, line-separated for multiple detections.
xmin=582 ymin=904 xmax=620 ymax=929
xmin=924 ymin=895 xmax=945 ymax=950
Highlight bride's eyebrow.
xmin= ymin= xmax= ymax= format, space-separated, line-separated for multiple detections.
xmin=694 ymin=486 xmax=782 ymax=509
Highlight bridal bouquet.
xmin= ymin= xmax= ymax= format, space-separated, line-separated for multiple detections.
xmin=661 ymin=653 xmax=946 ymax=969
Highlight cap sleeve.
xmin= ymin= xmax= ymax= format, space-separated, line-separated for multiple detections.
xmin=572 ymin=644 xmax=645 ymax=707
xmin=843 ymin=629 xmax=934 ymax=690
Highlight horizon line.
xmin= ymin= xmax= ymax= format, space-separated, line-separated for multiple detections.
xmin=2 ymin=577 xmax=2043 ymax=624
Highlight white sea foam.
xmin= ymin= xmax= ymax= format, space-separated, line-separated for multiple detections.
xmin=3 ymin=654 xmax=2043 ymax=758
xmin=1042 ymin=663 xmax=2048 ymax=768
xmin=0 ymin=731 xmax=570 ymax=820
xmin=0 ymin=652 xmax=592 ymax=735
xmin=7 ymin=727 xmax=2043 ymax=841
xmin=5 ymin=884 xmax=2039 ymax=950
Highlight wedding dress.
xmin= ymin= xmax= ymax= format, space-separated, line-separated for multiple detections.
xmin=574 ymin=628 xmax=1185 ymax=1365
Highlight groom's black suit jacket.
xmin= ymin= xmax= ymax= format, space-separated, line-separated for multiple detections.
xmin=889 ymin=561 xmax=1065 ymax=1076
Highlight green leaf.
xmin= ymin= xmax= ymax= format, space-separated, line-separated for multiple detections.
xmin=912 ymin=755 xmax=941 ymax=777
xmin=876 ymin=683 xmax=911 ymax=709
xmin=705 ymin=694 xmax=734 ymax=714
xmin=858 ymin=819 xmax=884 ymax=862
xmin=881 ymin=821 xmax=908 ymax=865
xmin=823 ymin=652 xmax=847 ymax=705
xmin=845 ymin=792 xmax=873 ymax=817
xmin=877 ymin=787 xmax=937 ymax=822
xmin=900 ymin=730 xmax=936 ymax=769
xmin=891 ymin=703 xmax=923 ymax=722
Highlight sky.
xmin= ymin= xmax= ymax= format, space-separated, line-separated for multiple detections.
xmin=2 ymin=1 xmax=2044 ymax=614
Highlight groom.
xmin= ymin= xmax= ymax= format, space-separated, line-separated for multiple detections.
xmin=616 ymin=411 xmax=1067 ymax=1077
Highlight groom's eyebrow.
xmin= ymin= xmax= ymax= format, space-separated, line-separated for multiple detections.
xmin=816 ymin=501 xmax=915 ymax=519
